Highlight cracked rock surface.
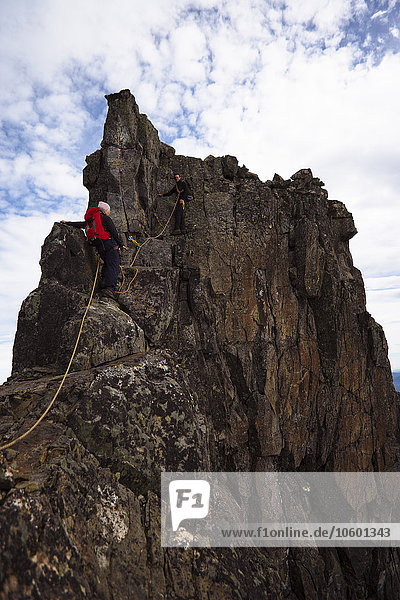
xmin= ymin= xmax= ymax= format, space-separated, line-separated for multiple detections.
xmin=1 ymin=89 xmax=400 ymax=599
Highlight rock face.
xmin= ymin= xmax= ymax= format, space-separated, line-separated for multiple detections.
xmin=1 ymin=89 xmax=400 ymax=599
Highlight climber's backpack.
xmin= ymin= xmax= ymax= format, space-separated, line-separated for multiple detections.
xmin=84 ymin=207 xmax=110 ymax=243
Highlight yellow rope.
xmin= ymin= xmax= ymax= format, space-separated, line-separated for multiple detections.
xmin=0 ymin=261 xmax=100 ymax=451
xmin=154 ymin=212 xmax=163 ymax=227
xmin=115 ymin=260 xmax=138 ymax=296
xmin=115 ymin=193 xmax=181 ymax=295
xmin=130 ymin=196 xmax=180 ymax=266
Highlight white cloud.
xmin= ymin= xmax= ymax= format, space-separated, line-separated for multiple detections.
xmin=284 ymin=0 xmax=352 ymax=32
xmin=0 ymin=152 xmax=85 ymax=206
xmin=371 ymin=9 xmax=388 ymax=20
xmin=173 ymin=135 xmax=217 ymax=158
xmin=169 ymin=24 xmax=208 ymax=83
xmin=0 ymin=341 xmax=13 ymax=385
xmin=1 ymin=0 xmax=400 ymax=378
xmin=365 ymin=277 xmax=400 ymax=370
xmin=0 ymin=205 xmax=86 ymax=384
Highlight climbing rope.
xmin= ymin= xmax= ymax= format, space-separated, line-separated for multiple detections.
xmin=115 ymin=193 xmax=180 ymax=295
xmin=130 ymin=188 xmax=182 ymax=267
xmin=0 ymin=261 xmax=100 ymax=451
xmin=153 ymin=212 xmax=163 ymax=227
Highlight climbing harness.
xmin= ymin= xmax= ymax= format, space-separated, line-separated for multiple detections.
xmin=0 ymin=261 xmax=100 ymax=451
xmin=176 ymin=182 xmax=185 ymax=208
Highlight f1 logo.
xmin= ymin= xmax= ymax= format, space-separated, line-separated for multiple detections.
xmin=169 ymin=480 xmax=210 ymax=531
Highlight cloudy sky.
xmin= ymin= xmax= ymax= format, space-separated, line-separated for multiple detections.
xmin=1 ymin=0 xmax=400 ymax=383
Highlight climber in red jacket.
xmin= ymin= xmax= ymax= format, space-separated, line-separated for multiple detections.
xmin=61 ymin=201 xmax=127 ymax=297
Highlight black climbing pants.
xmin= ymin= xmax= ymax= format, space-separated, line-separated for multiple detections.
xmin=174 ymin=202 xmax=185 ymax=231
xmin=93 ymin=238 xmax=120 ymax=287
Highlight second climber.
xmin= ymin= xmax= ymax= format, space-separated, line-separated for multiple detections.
xmin=158 ymin=173 xmax=192 ymax=235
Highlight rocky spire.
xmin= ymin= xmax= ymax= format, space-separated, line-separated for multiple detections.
xmin=1 ymin=89 xmax=399 ymax=599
